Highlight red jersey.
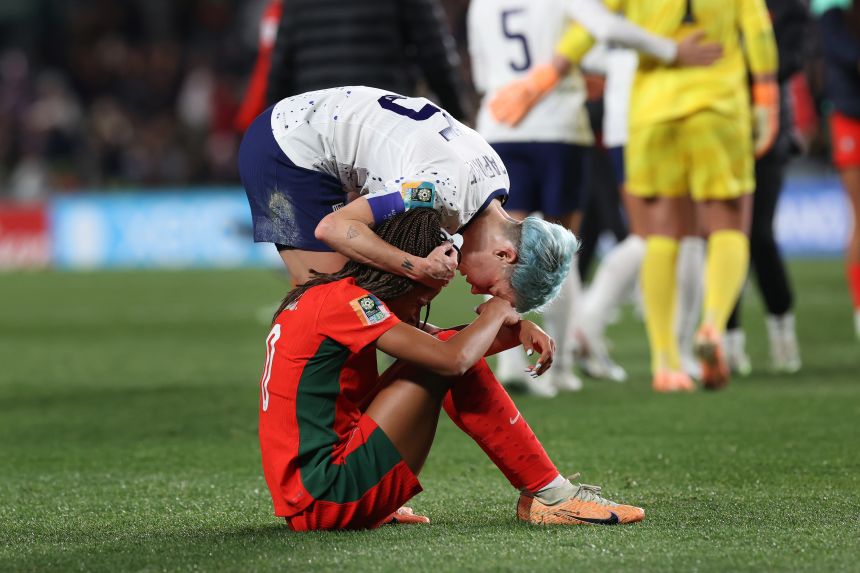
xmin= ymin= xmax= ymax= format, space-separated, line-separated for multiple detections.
xmin=258 ymin=278 xmax=401 ymax=517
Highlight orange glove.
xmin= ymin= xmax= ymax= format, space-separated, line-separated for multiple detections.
xmin=752 ymin=79 xmax=779 ymax=158
xmin=488 ymin=64 xmax=561 ymax=127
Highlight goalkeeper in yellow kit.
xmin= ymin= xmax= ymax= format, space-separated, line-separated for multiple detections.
xmin=489 ymin=0 xmax=779 ymax=391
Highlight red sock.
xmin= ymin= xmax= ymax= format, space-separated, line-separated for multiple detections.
xmin=442 ymin=358 xmax=559 ymax=493
xmin=849 ymin=263 xmax=860 ymax=309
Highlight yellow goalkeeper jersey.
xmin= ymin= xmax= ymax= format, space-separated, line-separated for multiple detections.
xmin=557 ymin=0 xmax=777 ymax=128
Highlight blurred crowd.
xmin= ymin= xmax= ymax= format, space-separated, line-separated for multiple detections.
xmin=0 ymin=0 xmax=831 ymax=199
xmin=0 ymin=0 xmax=271 ymax=198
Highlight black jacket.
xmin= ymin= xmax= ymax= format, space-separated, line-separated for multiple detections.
xmin=817 ymin=5 xmax=860 ymax=118
xmin=266 ymin=0 xmax=467 ymax=119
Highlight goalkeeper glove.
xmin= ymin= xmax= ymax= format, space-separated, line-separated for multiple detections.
xmin=752 ymin=79 xmax=779 ymax=158
xmin=488 ymin=64 xmax=561 ymax=127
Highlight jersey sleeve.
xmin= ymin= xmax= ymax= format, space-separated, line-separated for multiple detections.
xmin=738 ymin=0 xmax=778 ymax=77
xmin=317 ymin=283 xmax=401 ymax=354
xmin=560 ymin=0 xmax=676 ymax=64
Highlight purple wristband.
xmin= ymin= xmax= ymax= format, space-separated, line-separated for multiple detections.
xmin=367 ymin=191 xmax=405 ymax=225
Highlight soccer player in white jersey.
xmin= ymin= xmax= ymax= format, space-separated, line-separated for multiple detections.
xmin=238 ymin=85 xmax=579 ymax=317
xmin=468 ymin=0 xmax=596 ymax=396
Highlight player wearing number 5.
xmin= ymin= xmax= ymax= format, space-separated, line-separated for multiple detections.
xmin=238 ymin=86 xmax=578 ymax=314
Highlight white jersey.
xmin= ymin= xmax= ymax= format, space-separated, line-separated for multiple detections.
xmin=468 ymin=0 xmax=593 ymax=145
xmin=270 ymin=86 xmax=509 ymax=233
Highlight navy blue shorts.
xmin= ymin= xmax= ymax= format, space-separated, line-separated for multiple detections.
xmin=238 ymin=105 xmax=346 ymax=251
xmin=491 ymin=142 xmax=590 ymax=217
xmin=607 ymin=146 xmax=626 ymax=186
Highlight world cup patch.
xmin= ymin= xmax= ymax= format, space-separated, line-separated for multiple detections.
xmin=401 ymin=181 xmax=436 ymax=209
xmin=349 ymin=294 xmax=390 ymax=325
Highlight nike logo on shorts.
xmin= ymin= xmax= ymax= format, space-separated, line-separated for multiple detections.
xmin=509 ymin=412 xmax=521 ymax=424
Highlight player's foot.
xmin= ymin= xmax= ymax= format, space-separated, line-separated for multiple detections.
xmin=766 ymin=314 xmax=801 ymax=373
xmin=548 ymin=369 xmax=583 ymax=392
xmin=724 ymin=328 xmax=752 ymax=376
xmin=694 ymin=325 xmax=730 ymax=390
xmin=651 ymin=369 xmax=695 ymax=393
xmin=517 ymin=475 xmax=644 ymax=525
xmin=384 ymin=506 xmax=430 ymax=525
xmin=574 ymin=332 xmax=627 ymax=382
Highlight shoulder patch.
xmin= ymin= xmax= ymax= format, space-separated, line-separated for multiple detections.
xmin=401 ymin=181 xmax=436 ymax=209
xmin=349 ymin=293 xmax=390 ymax=326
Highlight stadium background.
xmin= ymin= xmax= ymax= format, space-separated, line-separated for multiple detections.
xmin=1 ymin=1 xmax=858 ymax=571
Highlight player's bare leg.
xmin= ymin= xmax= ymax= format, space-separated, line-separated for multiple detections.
xmin=278 ymin=249 xmax=348 ymax=285
xmin=840 ymin=166 xmax=860 ymax=339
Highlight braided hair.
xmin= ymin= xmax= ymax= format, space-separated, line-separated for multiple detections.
xmin=273 ymin=208 xmax=446 ymax=323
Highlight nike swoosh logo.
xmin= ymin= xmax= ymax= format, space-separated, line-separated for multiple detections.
xmin=553 ymin=508 xmax=620 ymax=525
xmin=509 ymin=412 xmax=521 ymax=424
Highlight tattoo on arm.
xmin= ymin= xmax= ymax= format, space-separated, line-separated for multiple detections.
xmin=346 ymin=225 xmax=359 ymax=239
xmin=401 ymin=258 xmax=415 ymax=271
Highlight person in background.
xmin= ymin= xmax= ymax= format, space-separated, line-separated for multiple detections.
xmin=494 ymin=0 xmax=778 ymax=391
xmin=811 ymin=0 xmax=860 ymax=340
xmin=467 ymin=0 xmax=598 ymax=396
xmin=234 ymin=0 xmax=283 ymax=132
xmin=265 ymin=0 xmax=468 ymax=121
xmin=724 ymin=0 xmax=811 ymax=374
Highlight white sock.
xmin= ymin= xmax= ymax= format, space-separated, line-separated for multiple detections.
xmin=533 ymin=473 xmax=575 ymax=504
xmin=675 ymin=236 xmax=705 ymax=350
xmin=579 ymin=235 xmax=645 ymax=340
xmin=542 ymin=256 xmax=581 ymax=370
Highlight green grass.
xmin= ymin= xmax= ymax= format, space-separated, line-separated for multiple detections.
xmin=1 ymin=261 xmax=858 ymax=572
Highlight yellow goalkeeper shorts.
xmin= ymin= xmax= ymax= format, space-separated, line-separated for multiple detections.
xmin=625 ymin=110 xmax=754 ymax=201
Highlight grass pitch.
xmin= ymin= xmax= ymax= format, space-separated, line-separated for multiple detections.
xmin=1 ymin=261 xmax=858 ymax=572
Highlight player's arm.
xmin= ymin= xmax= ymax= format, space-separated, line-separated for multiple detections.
xmin=376 ymin=297 xmax=519 ymax=377
xmin=739 ymin=0 xmax=780 ymax=157
xmin=485 ymin=319 xmax=555 ymax=376
xmin=489 ymin=0 xmax=723 ymax=126
xmin=315 ymin=196 xmax=457 ymax=289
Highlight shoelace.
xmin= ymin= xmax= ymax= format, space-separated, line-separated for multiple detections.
xmin=566 ymin=473 xmax=616 ymax=507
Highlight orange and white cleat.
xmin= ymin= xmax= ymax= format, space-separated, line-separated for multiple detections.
xmin=695 ymin=325 xmax=730 ymax=390
xmin=384 ymin=506 xmax=430 ymax=525
xmin=652 ymin=369 xmax=695 ymax=393
xmin=517 ymin=477 xmax=644 ymax=526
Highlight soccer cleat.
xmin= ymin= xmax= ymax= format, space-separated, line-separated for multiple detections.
xmin=694 ymin=325 xmax=730 ymax=390
xmin=724 ymin=328 xmax=752 ymax=377
xmin=517 ymin=476 xmax=644 ymax=525
xmin=574 ymin=332 xmax=627 ymax=382
xmin=652 ymin=369 xmax=695 ymax=393
xmin=384 ymin=506 xmax=430 ymax=525
xmin=766 ymin=314 xmax=801 ymax=373
xmin=548 ymin=369 xmax=583 ymax=392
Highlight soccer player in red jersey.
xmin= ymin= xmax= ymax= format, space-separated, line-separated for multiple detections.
xmin=258 ymin=208 xmax=645 ymax=530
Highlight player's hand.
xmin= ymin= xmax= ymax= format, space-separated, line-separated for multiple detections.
xmin=475 ymin=297 xmax=520 ymax=326
xmin=752 ymin=78 xmax=780 ymax=158
xmin=518 ymin=320 xmax=555 ymax=377
xmin=674 ymin=30 xmax=723 ymax=67
xmin=488 ymin=63 xmax=561 ymax=127
xmin=417 ymin=244 xmax=458 ymax=289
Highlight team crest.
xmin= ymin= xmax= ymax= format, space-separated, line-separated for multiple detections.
xmin=401 ymin=181 xmax=436 ymax=209
xmin=349 ymin=294 xmax=390 ymax=325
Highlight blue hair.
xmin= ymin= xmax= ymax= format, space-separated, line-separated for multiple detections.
xmin=510 ymin=217 xmax=580 ymax=313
